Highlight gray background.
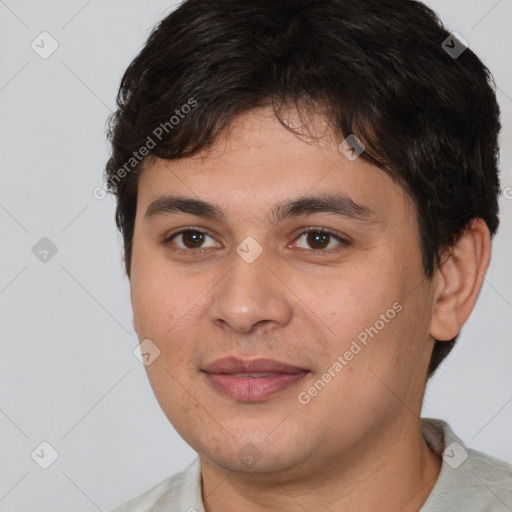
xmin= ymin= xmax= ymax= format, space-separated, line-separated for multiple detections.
xmin=0 ymin=1 xmax=511 ymax=510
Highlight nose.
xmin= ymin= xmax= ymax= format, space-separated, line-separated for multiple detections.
xmin=208 ymin=249 xmax=293 ymax=335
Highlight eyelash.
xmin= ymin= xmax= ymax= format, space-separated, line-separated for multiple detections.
xmin=162 ymin=227 xmax=351 ymax=256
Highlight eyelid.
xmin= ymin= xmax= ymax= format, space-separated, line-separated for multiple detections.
xmin=293 ymin=226 xmax=351 ymax=242
xmin=291 ymin=227 xmax=351 ymax=252
xmin=164 ymin=224 xmax=215 ymax=237
xmin=163 ymin=226 xmax=220 ymax=248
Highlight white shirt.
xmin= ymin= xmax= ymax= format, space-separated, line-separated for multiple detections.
xmin=110 ymin=418 xmax=512 ymax=511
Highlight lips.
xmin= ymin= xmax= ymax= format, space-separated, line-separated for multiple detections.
xmin=201 ymin=357 xmax=309 ymax=402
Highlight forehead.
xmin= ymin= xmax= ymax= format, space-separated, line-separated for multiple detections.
xmin=136 ymin=108 xmax=414 ymax=228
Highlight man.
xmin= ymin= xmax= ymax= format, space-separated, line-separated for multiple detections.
xmin=106 ymin=0 xmax=512 ymax=510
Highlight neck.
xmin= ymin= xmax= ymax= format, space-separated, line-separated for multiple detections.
xmin=201 ymin=417 xmax=442 ymax=512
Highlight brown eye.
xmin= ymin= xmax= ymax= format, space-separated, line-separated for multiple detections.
xmin=294 ymin=229 xmax=349 ymax=253
xmin=306 ymin=231 xmax=331 ymax=250
xmin=180 ymin=230 xmax=206 ymax=249
xmin=165 ymin=229 xmax=219 ymax=252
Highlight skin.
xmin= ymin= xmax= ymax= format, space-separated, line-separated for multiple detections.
xmin=129 ymin=107 xmax=491 ymax=511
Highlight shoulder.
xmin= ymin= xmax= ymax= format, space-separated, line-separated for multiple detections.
xmin=109 ymin=458 xmax=202 ymax=512
xmin=421 ymin=418 xmax=512 ymax=511
xmin=466 ymin=445 xmax=512 ymax=499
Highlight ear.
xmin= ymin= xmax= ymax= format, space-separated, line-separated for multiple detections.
xmin=429 ymin=218 xmax=492 ymax=341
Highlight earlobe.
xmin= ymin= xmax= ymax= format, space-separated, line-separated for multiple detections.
xmin=429 ymin=218 xmax=491 ymax=341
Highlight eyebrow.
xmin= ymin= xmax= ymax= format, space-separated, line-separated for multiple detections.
xmin=144 ymin=193 xmax=380 ymax=225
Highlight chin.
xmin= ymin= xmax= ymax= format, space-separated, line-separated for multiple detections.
xmin=203 ymin=444 xmax=310 ymax=476
xmin=180 ymin=420 xmax=315 ymax=477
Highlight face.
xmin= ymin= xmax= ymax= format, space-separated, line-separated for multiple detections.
xmin=130 ymin=108 xmax=437 ymax=478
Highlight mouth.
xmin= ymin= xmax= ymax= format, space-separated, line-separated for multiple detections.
xmin=201 ymin=357 xmax=310 ymax=402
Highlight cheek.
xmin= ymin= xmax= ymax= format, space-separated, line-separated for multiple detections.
xmin=130 ymin=261 xmax=200 ymax=419
xmin=309 ymin=263 xmax=404 ymax=341
xmin=130 ymin=246 xmax=187 ymax=338
xmin=130 ymin=248 xmax=206 ymax=378
xmin=311 ymin=257 xmax=427 ymax=384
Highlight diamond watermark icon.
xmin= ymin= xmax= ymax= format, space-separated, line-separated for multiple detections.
xmin=441 ymin=32 xmax=468 ymax=59
xmin=31 ymin=31 xmax=59 ymax=59
xmin=32 ymin=237 xmax=58 ymax=263
xmin=31 ymin=441 xmax=59 ymax=469
xmin=338 ymin=134 xmax=365 ymax=161
xmin=133 ymin=338 xmax=161 ymax=366
xmin=236 ymin=442 xmax=263 ymax=468
xmin=236 ymin=236 xmax=263 ymax=264
xmin=442 ymin=441 xmax=469 ymax=469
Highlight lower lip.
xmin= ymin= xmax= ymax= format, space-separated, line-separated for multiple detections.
xmin=204 ymin=372 xmax=309 ymax=401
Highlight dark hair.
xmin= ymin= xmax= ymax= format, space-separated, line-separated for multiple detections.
xmin=105 ymin=0 xmax=501 ymax=377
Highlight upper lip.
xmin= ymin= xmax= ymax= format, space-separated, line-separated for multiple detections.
xmin=201 ymin=357 xmax=308 ymax=374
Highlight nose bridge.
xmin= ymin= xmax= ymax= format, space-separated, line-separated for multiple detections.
xmin=208 ymin=245 xmax=292 ymax=333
